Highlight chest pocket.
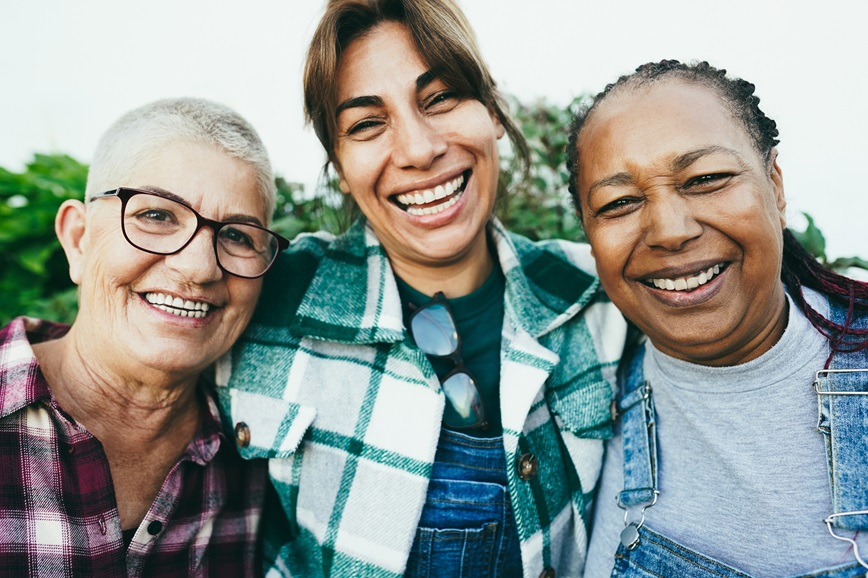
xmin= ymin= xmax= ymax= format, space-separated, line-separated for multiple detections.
xmin=815 ymin=367 xmax=868 ymax=532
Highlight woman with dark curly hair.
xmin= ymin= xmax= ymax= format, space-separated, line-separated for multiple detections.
xmin=567 ymin=60 xmax=868 ymax=577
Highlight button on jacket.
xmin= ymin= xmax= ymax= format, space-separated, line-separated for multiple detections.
xmin=217 ymin=218 xmax=627 ymax=577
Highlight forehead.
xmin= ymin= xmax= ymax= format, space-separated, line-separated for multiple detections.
xmin=579 ymin=80 xmax=757 ymax=170
xmin=336 ymin=21 xmax=427 ymax=102
xmin=121 ymin=141 xmax=265 ymax=219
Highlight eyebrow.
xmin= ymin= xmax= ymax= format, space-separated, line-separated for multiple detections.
xmin=335 ymin=69 xmax=440 ymax=117
xmin=670 ymin=146 xmax=747 ymax=172
xmin=141 ymin=186 xmax=264 ymax=226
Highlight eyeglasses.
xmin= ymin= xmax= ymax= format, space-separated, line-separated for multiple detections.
xmin=409 ymin=291 xmax=487 ymax=430
xmin=91 ymin=187 xmax=289 ymax=279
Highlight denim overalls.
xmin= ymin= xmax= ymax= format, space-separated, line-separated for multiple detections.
xmin=611 ymin=300 xmax=868 ymax=577
xmin=403 ymin=429 xmax=523 ymax=578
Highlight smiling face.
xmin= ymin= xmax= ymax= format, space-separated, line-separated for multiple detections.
xmin=577 ymin=80 xmax=789 ymax=366
xmin=332 ymin=21 xmax=505 ymax=286
xmin=65 ymin=141 xmax=265 ymax=379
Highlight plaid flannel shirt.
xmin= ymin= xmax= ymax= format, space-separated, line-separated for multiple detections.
xmin=217 ymin=218 xmax=627 ymax=577
xmin=0 ymin=316 xmax=267 ymax=577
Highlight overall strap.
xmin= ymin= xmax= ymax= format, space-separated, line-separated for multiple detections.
xmin=617 ymin=344 xmax=658 ymax=509
xmin=815 ymin=300 xmax=868 ymax=533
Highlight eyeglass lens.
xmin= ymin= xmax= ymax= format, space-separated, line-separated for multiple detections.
xmin=410 ymin=304 xmax=458 ymax=356
xmin=442 ymin=372 xmax=485 ymax=428
xmin=410 ymin=300 xmax=485 ymax=429
xmin=122 ymin=193 xmax=280 ymax=278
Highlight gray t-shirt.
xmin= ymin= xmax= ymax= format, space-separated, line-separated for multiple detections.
xmin=585 ymin=289 xmax=868 ymax=577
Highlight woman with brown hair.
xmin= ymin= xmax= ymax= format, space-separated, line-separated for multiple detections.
xmin=216 ymin=1 xmax=627 ymax=576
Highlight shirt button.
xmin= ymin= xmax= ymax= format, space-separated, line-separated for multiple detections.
xmin=235 ymin=422 xmax=251 ymax=448
xmin=539 ymin=568 xmax=556 ymax=578
xmin=517 ymin=453 xmax=539 ymax=480
xmin=147 ymin=520 xmax=163 ymax=535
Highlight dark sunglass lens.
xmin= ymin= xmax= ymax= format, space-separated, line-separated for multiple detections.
xmin=411 ymin=303 xmax=458 ymax=356
xmin=441 ymin=372 xmax=484 ymax=428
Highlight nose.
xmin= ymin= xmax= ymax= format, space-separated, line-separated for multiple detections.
xmin=392 ymin=113 xmax=448 ymax=170
xmin=641 ymin=193 xmax=703 ymax=251
xmin=163 ymin=226 xmax=223 ymax=284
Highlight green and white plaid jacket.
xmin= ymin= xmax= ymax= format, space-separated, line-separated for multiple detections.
xmin=216 ymin=218 xmax=626 ymax=578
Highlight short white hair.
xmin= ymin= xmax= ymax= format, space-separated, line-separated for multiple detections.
xmin=85 ymin=97 xmax=277 ymax=221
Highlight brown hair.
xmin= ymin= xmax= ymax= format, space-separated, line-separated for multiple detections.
xmin=303 ymin=0 xmax=529 ymax=172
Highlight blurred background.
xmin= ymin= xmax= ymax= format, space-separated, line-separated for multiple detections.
xmin=2 ymin=0 xmax=866 ymax=322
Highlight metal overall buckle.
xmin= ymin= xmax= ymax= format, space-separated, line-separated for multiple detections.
xmin=815 ymin=369 xmax=868 ymax=570
xmin=619 ymin=491 xmax=659 ymax=550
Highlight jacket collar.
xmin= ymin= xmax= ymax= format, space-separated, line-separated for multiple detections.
xmin=290 ymin=218 xmax=600 ymax=344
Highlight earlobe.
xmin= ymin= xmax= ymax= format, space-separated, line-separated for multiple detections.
xmin=332 ymin=158 xmax=351 ymax=195
xmin=493 ymin=112 xmax=506 ymax=140
xmin=55 ymin=200 xmax=88 ymax=285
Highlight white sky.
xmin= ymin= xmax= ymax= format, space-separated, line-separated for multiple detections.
xmin=2 ymin=0 xmax=866 ymax=263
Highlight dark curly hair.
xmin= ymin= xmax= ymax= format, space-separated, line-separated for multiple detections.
xmin=565 ymin=59 xmax=867 ymax=363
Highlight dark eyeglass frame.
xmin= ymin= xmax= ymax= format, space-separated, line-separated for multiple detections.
xmin=91 ymin=187 xmax=290 ymax=279
xmin=409 ymin=291 xmax=488 ymax=431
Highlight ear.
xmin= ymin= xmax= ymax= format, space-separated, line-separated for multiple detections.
xmin=331 ymin=157 xmax=351 ymax=195
xmin=767 ymin=149 xmax=787 ymax=229
xmin=55 ymin=200 xmax=89 ymax=285
xmin=492 ymin=110 xmax=506 ymax=140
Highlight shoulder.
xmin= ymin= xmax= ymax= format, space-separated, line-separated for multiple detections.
xmin=253 ymin=230 xmax=346 ymax=326
xmin=511 ymin=234 xmax=598 ymax=278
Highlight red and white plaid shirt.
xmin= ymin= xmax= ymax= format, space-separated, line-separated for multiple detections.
xmin=0 ymin=317 xmax=267 ymax=577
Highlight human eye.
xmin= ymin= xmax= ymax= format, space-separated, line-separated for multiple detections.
xmin=219 ymin=225 xmax=255 ymax=248
xmin=338 ymin=112 xmax=388 ymax=141
xmin=593 ymin=196 xmax=643 ymax=218
xmin=129 ymin=206 xmax=182 ymax=234
xmin=423 ymin=89 xmax=460 ymax=111
xmin=680 ymin=173 xmax=734 ymax=192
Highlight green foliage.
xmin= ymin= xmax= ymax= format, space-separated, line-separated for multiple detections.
xmin=496 ymin=96 xmax=589 ymax=242
xmin=1 ymin=97 xmax=865 ymax=327
xmin=790 ymin=212 xmax=868 ymax=273
xmin=0 ymin=154 xmax=87 ymax=326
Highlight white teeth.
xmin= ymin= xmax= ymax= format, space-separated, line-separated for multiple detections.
xmin=144 ymin=292 xmax=211 ymax=318
xmin=648 ymin=264 xmax=725 ymax=293
xmin=395 ymin=175 xmax=465 ymax=208
xmin=406 ymin=194 xmax=459 ymax=216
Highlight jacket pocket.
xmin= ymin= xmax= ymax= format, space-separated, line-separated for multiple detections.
xmin=219 ymin=387 xmax=317 ymax=460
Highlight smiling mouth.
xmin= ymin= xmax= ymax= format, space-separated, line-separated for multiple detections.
xmin=642 ymin=263 xmax=729 ymax=292
xmin=391 ymin=172 xmax=468 ymax=216
xmin=144 ymin=292 xmax=212 ymax=318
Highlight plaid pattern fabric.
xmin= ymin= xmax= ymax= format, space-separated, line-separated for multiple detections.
xmin=0 ymin=317 xmax=267 ymax=577
xmin=217 ymin=218 xmax=627 ymax=578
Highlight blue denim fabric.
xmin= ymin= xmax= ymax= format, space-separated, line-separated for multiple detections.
xmin=611 ymin=527 xmax=867 ymax=578
xmin=612 ymin=299 xmax=868 ymax=578
xmin=816 ymin=303 xmax=868 ymax=532
xmin=404 ymin=429 xmax=522 ymax=578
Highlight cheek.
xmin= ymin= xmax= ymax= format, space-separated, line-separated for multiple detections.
xmin=228 ymin=279 xmax=263 ymax=322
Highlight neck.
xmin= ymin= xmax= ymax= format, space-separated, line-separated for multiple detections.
xmin=388 ymin=231 xmax=496 ymax=299
xmin=32 ymin=328 xmax=202 ymax=448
